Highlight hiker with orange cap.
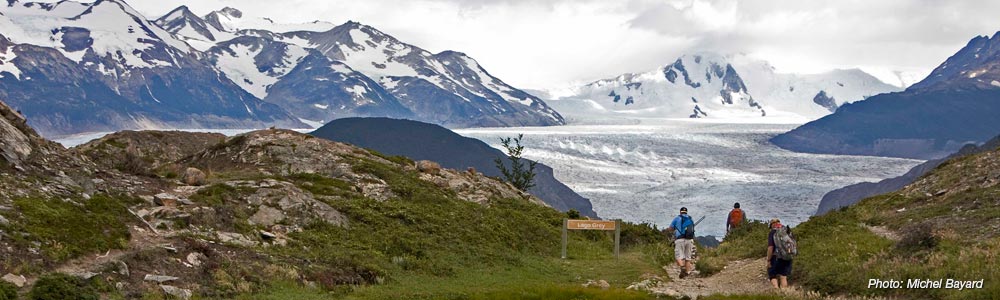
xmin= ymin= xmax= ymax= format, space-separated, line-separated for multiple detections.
xmin=766 ymin=218 xmax=797 ymax=289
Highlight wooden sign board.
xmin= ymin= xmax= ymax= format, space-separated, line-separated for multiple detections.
xmin=567 ymin=220 xmax=617 ymax=231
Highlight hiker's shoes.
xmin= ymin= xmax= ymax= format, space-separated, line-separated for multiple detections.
xmin=679 ymin=269 xmax=688 ymax=279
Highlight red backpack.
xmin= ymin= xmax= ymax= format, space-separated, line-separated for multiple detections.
xmin=728 ymin=208 xmax=743 ymax=228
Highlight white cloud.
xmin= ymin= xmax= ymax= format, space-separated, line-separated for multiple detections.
xmin=125 ymin=0 xmax=1000 ymax=90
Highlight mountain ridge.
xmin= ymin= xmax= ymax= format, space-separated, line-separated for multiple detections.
xmin=772 ymin=31 xmax=1000 ymax=159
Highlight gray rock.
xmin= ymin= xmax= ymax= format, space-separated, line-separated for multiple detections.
xmin=249 ymin=206 xmax=284 ymax=227
xmin=144 ymin=274 xmax=179 ymax=283
xmin=416 ymin=160 xmax=441 ymax=175
xmin=2 ymin=273 xmax=26 ymax=287
xmin=154 ymin=193 xmax=180 ymax=207
xmin=217 ymin=232 xmax=256 ymax=247
xmin=186 ymin=252 xmax=205 ymax=267
xmin=160 ymin=285 xmax=192 ymax=300
xmin=182 ymin=167 xmax=206 ymax=186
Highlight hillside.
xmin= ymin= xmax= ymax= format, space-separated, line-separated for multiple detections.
xmin=817 ymin=135 xmax=1000 ymax=214
xmin=695 ymin=137 xmax=1000 ymax=299
xmin=0 ymin=98 xmax=668 ymax=299
xmin=310 ymin=117 xmax=597 ymax=217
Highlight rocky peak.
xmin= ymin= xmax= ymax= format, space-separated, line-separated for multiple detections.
xmin=203 ymin=7 xmax=243 ymax=32
xmin=155 ymin=5 xmax=216 ymax=41
xmin=0 ymin=100 xmax=36 ymax=170
xmin=909 ymin=31 xmax=1000 ymax=91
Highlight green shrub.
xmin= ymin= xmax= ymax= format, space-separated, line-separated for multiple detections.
xmin=28 ymin=273 xmax=98 ymax=300
xmin=619 ymin=221 xmax=668 ymax=249
xmin=0 ymin=280 xmax=17 ymax=300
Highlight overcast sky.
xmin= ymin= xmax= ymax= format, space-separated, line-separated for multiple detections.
xmin=129 ymin=0 xmax=1000 ymax=91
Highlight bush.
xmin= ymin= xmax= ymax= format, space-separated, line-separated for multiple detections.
xmin=0 ymin=280 xmax=17 ymax=300
xmin=29 ymin=273 xmax=99 ymax=300
xmin=896 ymin=222 xmax=938 ymax=252
xmin=619 ymin=222 xmax=668 ymax=249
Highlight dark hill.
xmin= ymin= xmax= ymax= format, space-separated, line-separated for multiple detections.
xmin=310 ymin=117 xmax=597 ymax=217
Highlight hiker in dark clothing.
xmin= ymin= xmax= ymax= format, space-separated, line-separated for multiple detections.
xmin=667 ymin=207 xmax=696 ymax=278
xmin=725 ymin=202 xmax=746 ymax=236
xmin=766 ymin=218 xmax=795 ymax=289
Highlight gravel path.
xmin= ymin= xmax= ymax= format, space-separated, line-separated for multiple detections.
xmin=652 ymin=258 xmax=775 ymax=298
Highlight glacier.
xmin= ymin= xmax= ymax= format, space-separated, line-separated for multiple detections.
xmin=457 ymin=120 xmax=922 ymax=238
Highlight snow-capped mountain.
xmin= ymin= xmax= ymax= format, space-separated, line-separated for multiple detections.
xmin=0 ymin=0 xmax=304 ymax=137
xmin=205 ymin=35 xmax=413 ymax=122
xmin=159 ymin=7 xmax=563 ymax=127
xmin=552 ymin=53 xmax=900 ymax=122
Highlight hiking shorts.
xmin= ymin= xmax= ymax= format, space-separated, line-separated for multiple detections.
xmin=674 ymin=239 xmax=694 ymax=261
xmin=768 ymin=258 xmax=793 ymax=279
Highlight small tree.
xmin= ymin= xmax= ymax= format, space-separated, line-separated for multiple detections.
xmin=494 ymin=134 xmax=537 ymax=191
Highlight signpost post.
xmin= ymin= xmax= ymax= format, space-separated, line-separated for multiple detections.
xmin=561 ymin=219 xmax=621 ymax=259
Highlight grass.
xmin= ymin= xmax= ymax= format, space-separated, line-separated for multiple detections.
xmin=206 ymin=155 xmax=670 ymax=299
xmin=789 ymin=190 xmax=1000 ymax=299
xmin=235 ymin=245 xmax=665 ymax=300
xmin=1 ymin=194 xmax=138 ymax=264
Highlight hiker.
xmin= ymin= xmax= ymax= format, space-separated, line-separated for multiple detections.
xmin=725 ymin=202 xmax=746 ymax=235
xmin=667 ymin=207 xmax=696 ymax=278
xmin=766 ymin=218 xmax=796 ymax=289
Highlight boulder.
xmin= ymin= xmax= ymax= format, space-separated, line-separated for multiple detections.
xmin=249 ymin=206 xmax=284 ymax=227
xmin=143 ymin=274 xmax=179 ymax=283
xmin=182 ymin=167 xmax=207 ymax=186
xmin=2 ymin=273 xmax=26 ymax=287
xmin=186 ymin=253 xmax=205 ymax=267
xmin=153 ymin=193 xmax=180 ymax=207
xmin=582 ymin=279 xmax=610 ymax=290
xmin=160 ymin=285 xmax=192 ymax=300
xmin=416 ymin=160 xmax=441 ymax=175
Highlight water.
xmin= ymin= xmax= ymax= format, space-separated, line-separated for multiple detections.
xmin=456 ymin=120 xmax=923 ymax=238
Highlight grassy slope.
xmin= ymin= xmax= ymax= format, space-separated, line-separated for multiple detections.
xmin=182 ymin=151 xmax=672 ymax=299
xmin=697 ymin=148 xmax=1000 ymax=299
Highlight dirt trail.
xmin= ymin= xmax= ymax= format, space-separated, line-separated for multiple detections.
xmin=652 ymin=258 xmax=774 ymax=298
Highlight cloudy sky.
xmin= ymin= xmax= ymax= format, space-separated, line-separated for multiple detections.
xmin=130 ymin=0 xmax=1000 ymax=91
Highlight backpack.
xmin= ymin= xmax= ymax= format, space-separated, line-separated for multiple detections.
xmin=728 ymin=209 xmax=744 ymax=228
xmin=774 ymin=226 xmax=797 ymax=260
xmin=679 ymin=215 xmax=695 ymax=239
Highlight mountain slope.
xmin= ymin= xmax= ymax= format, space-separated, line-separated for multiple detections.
xmin=285 ymin=22 xmax=564 ymax=127
xmin=552 ymin=53 xmax=899 ymax=122
xmin=816 ymin=135 xmax=1000 ymax=215
xmin=158 ymin=6 xmax=564 ymax=128
xmin=0 ymin=0 xmax=304 ymax=137
xmin=310 ymin=117 xmax=596 ymax=217
xmin=772 ymin=32 xmax=1000 ymax=159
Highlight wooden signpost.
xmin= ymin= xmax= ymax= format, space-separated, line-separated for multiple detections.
xmin=561 ymin=219 xmax=621 ymax=259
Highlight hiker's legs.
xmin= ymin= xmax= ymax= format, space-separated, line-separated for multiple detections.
xmin=770 ymin=278 xmax=779 ymax=288
xmin=675 ymin=258 xmax=685 ymax=267
xmin=779 ymin=276 xmax=788 ymax=288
